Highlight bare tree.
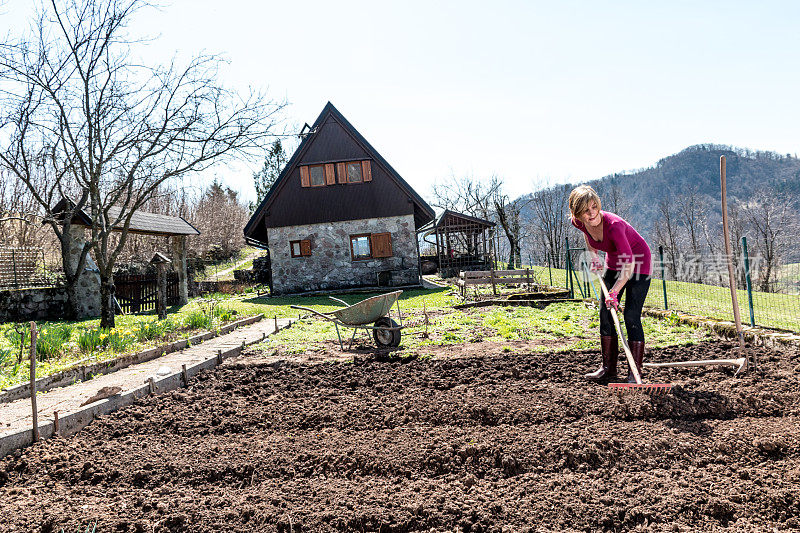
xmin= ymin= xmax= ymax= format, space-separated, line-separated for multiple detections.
xmin=492 ymin=182 xmax=527 ymax=269
xmin=430 ymin=173 xmax=500 ymax=221
xmin=655 ymin=197 xmax=682 ymax=280
xmin=0 ymin=0 xmax=284 ymax=327
xmin=743 ymin=192 xmax=793 ymax=292
xmin=191 ymin=180 xmax=250 ymax=260
xmin=527 ymin=182 xmax=571 ymax=270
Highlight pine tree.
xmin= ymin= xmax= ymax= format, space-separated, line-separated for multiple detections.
xmin=251 ymin=139 xmax=287 ymax=212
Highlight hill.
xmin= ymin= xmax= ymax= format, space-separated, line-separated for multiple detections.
xmin=523 ymin=144 xmax=800 ymax=249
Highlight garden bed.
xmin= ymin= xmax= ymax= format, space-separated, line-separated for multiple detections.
xmin=0 ymin=338 xmax=798 ymax=531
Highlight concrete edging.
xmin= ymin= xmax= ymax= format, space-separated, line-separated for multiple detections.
xmin=0 ymin=314 xmax=264 ymax=404
xmin=0 ymin=315 xmax=288 ymax=458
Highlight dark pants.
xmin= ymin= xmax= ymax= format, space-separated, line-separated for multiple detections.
xmin=600 ymin=269 xmax=650 ymax=342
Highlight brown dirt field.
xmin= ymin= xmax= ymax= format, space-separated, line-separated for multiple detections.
xmin=1 ymin=340 xmax=799 ymax=532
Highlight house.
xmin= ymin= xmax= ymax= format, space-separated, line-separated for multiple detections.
xmin=244 ymin=102 xmax=435 ymax=295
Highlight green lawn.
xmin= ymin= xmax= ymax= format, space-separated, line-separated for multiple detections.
xmin=252 ymin=299 xmax=711 ymax=360
xmin=1 ymin=286 xmax=714 ymax=389
xmin=524 ymin=265 xmax=799 ymax=334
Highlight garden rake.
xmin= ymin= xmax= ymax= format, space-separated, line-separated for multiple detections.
xmin=595 ymin=274 xmax=673 ymax=396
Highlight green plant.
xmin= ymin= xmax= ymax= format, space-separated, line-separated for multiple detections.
xmin=77 ymin=329 xmax=103 ymax=353
xmin=184 ymin=309 xmax=213 ymax=330
xmin=36 ymin=325 xmax=73 ymax=360
xmin=106 ymin=328 xmax=136 ymax=352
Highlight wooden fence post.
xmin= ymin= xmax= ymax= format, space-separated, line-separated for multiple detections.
xmin=29 ymin=321 xmax=39 ymax=442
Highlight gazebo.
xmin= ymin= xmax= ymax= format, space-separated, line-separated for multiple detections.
xmin=417 ymin=210 xmax=495 ymax=278
xmin=52 ymin=199 xmax=199 ymax=316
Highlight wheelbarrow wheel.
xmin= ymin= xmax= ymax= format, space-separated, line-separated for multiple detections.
xmin=373 ymin=317 xmax=401 ymax=348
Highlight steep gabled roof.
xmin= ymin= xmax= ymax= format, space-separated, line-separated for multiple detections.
xmin=52 ymin=198 xmax=199 ymax=237
xmin=244 ymin=102 xmax=434 ymax=245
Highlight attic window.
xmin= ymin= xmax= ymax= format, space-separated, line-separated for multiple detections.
xmin=346 ymin=162 xmax=362 ymax=183
xmin=308 ymin=165 xmax=325 ymax=187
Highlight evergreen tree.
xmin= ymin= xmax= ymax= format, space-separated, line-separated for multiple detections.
xmin=251 ymin=139 xmax=287 ymax=211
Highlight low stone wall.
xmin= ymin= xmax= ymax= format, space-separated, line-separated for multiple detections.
xmin=267 ymin=214 xmax=420 ymax=295
xmin=0 ymin=287 xmax=70 ymax=322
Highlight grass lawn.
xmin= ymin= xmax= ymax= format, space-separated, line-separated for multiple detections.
xmin=1 ymin=286 xmax=713 ymax=390
xmin=519 ymin=265 xmax=799 ymax=333
xmin=249 ymin=293 xmax=711 ymax=361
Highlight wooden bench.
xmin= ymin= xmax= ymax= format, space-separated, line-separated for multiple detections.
xmin=456 ymin=269 xmax=539 ymax=297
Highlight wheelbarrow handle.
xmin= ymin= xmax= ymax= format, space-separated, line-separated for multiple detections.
xmin=328 ymin=296 xmax=350 ymax=307
xmin=290 ymin=305 xmax=335 ymax=320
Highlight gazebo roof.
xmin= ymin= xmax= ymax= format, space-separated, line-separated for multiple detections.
xmin=52 ymin=199 xmax=200 ymax=237
xmin=417 ymin=209 xmax=495 ymax=236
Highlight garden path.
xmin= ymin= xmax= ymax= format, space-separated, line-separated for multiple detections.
xmin=0 ymin=316 xmax=293 ymax=441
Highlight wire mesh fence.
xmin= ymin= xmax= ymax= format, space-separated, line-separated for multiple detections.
xmin=0 ymin=247 xmax=64 ymax=290
xmin=539 ymin=237 xmax=800 ymax=334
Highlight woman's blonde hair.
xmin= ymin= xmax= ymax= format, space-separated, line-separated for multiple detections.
xmin=568 ymin=185 xmax=601 ymax=218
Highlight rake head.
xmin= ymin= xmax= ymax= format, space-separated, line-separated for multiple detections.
xmin=608 ymin=382 xmax=673 ymax=396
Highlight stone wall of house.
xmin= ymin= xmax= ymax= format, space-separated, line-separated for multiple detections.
xmin=0 ymin=287 xmax=70 ymax=322
xmin=267 ymin=214 xmax=419 ymax=295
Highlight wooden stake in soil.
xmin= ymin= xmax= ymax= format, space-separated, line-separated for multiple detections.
xmin=29 ymin=321 xmax=39 ymax=442
xmin=148 ymin=377 xmax=156 ymax=394
xmin=181 ymin=364 xmax=188 ymax=387
xmin=217 ymin=349 xmax=223 ymax=364
xmin=719 ymin=156 xmax=748 ymax=358
xmin=53 ymin=410 xmax=59 ymax=435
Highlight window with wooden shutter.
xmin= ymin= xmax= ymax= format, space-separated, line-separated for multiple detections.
xmin=308 ymin=165 xmax=325 ymax=187
xmin=299 ymin=166 xmax=310 ymax=187
xmin=324 ymin=163 xmax=336 ymax=185
xmin=362 ymin=160 xmax=372 ymax=182
xmin=350 ymin=234 xmax=372 ymax=260
xmin=336 ymin=162 xmax=347 ymax=184
xmin=290 ymin=239 xmax=312 ymax=257
xmin=371 ymin=232 xmax=392 ymax=258
xmin=346 ymin=162 xmax=362 ymax=183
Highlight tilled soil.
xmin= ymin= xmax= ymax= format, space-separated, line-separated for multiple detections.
xmin=1 ymin=340 xmax=799 ymax=532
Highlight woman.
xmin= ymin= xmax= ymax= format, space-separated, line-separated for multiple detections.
xmin=568 ymin=185 xmax=652 ymax=383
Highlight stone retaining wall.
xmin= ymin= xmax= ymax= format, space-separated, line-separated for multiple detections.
xmin=0 ymin=287 xmax=69 ymax=322
xmin=267 ymin=214 xmax=419 ymax=295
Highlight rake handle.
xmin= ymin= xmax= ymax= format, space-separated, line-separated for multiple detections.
xmin=596 ymin=274 xmax=643 ymax=385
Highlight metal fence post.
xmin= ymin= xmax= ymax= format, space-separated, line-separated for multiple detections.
xmin=565 ymin=237 xmax=573 ymax=298
xmin=659 ymin=245 xmax=668 ymax=310
xmin=547 ymin=253 xmax=553 ymax=287
xmin=742 ymin=236 xmax=755 ymax=327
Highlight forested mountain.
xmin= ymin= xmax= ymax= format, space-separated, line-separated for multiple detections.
xmin=519 ymin=144 xmax=800 ymax=276
xmin=580 ymin=144 xmax=800 ymax=240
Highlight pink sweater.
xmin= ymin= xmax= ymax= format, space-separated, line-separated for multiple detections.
xmin=572 ymin=211 xmax=652 ymax=276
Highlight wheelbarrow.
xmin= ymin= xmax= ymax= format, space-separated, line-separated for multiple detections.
xmin=290 ymin=290 xmax=404 ymax=350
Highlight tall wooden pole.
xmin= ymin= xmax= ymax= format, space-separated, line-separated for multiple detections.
xmin=720 ymin=156 xmax=747 ymax=354
xmin=29 ymin=321 xmax=39 ymax=442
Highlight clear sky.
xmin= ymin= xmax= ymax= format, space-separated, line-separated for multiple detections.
xmin=4 ymin=0 xmax=800 ymax=202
